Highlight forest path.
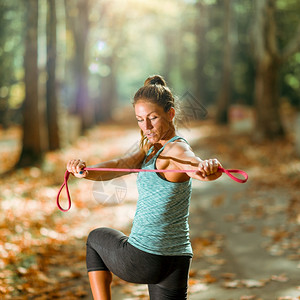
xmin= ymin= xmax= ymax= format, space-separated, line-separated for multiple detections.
xmin=1 ymin=122 xmax=299 ymax=299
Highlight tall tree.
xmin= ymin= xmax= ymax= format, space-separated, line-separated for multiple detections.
xmin=252 ymin=0 xmax=300 ymax=140
xmin=194 ymin=1 xmax=208 ymax=107
xmin=46 ymin=0 xmax=60 ymax=150
xmin=92 ymin=1 xmax=128 ymax=122
xmin=17 ymin=0 xmax=42 ymax=167
xmin=162 ymin=30 xmax=177 ymax=84
xmin=0 ymin=1 xmax=24 ymax=128
xmin=215 ymin=0 xmax=233 ymax=124
xmin=98 ymin=56 xmax=118 ymax=121
xmin=65 ymin=0 xmax=93 ymax=131
xmin=0 ymin=2 xmax=14 ymax=128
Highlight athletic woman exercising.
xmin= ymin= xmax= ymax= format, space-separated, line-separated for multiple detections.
xmin=66 ymin=75 xmax=223 ymax=299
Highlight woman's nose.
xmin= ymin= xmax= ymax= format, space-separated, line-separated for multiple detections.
xmin=145 ymin=119 xmax=153 ymax=130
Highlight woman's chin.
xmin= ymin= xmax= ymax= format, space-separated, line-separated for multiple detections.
xmin=146 ymin=134 xmax=158 ymax=143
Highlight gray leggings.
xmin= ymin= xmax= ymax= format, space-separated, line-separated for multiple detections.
xmin=86 ymin=227 xmax=191 ymax=299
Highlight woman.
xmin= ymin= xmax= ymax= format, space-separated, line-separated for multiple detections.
xmin=67 ymin=75 xmax=222 ymax=300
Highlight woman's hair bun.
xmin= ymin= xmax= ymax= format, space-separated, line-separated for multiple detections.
xmin=144 ymin=75 xmax=166 ymax=87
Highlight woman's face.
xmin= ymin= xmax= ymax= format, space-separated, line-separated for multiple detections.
xmin=134 ymin=100 xmax=175 ymax=144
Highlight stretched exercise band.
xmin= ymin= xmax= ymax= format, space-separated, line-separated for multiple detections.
xmin=56 ymin=166 xmax=248 ymax=212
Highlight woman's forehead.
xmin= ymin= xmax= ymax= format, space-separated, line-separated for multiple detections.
xmin=134 ymin=100 xmax=164 ymax=113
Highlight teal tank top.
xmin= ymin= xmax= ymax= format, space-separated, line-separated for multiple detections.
xmin=128 ymin=136 xmax=193 ymax=257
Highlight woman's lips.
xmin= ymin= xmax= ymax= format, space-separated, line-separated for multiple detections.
xmin=146 ymin=132 xmax=155 ymax=138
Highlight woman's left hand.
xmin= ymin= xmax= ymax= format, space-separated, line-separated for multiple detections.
xmin=198 ymin=159 xmax=221 ymax=177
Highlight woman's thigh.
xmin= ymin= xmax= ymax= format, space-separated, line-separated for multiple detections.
xmin=86 ymin=227 xmax=167 ymax=283
xmin=86 ymin=227 xmax=191 ymax=292
xmin=148 ymin=284 xmax=189 ymax=300
xmin=148 ymin=255 xmax=191 ymax=299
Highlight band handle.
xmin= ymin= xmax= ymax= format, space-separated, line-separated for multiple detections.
xmin=218 ymin=167 xmax=248 ymax=184
xmin=56 ymin=170 xmax=72 ymax=212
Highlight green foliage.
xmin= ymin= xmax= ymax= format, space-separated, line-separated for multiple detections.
xmin=0 ymin=0 xmax=299 ymax=127
xmin=276 ymin=0 xmax=300 ymax=106
xmin=0 ymin=0 xmax=25 ymax=126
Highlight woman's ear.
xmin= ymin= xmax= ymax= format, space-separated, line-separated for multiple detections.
xmin=168 ymin=107 xmax=175 ymax=122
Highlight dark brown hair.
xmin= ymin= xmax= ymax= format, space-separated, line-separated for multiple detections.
xmin=133 ymin=75 xmax=175 ymax=112
xmin=133 ymin=75 xmax=177 ymax=149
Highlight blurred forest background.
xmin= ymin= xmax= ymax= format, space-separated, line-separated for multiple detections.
xmin=0 ymin=0 xmax=300 ymax=169
xmin=1 ymin=0 xmax=300 ymax=299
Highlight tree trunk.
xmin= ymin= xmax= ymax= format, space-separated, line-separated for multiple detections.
xmin=162 ymin=31 xmax=175 ymax=84
xmin=17 ymin=0 xmax=42 ymax=167
xmin=194 ymin=1 xmax=207 ymax=108
xmin=46 ymin=0 xmax=60 ymax=150
xmin=215 ymin=0 xmax=233 ymax=124
xmin=97 ymin=56 xmax=117 ymax=122
xmin=254 ymin=58 xmax=284 ymax=139
xmin=252 ymin=0 xmax=285 ymax=140
xmin=71 ymin=0 xmax=94 ymax=131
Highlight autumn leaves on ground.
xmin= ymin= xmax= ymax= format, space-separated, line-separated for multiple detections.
xmin=0 ymin=122 xmax=299 ymax=299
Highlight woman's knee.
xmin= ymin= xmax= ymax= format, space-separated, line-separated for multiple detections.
xmin=86 ymin=228 xmax=98 ymax=245
xmin=86 ymin=227 xmax=108 ymax=246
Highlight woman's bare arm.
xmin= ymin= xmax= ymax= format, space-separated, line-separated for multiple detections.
xmin=162 ymin=141 xmax=222 ymax=181
xmin=67 ymin=148 xmax=145 ymax=181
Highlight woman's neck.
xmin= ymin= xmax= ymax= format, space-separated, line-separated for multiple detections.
xmin=153 ymin=129 xmax=176 ymax=150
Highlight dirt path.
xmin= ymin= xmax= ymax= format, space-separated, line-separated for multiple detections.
xmin=188 ymin=179 xmax=299 ymax=299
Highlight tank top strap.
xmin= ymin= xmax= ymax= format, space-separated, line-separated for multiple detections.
xmin=143 ymin=136 xmax=188 ymax=165
xmin=155 ymin=135 xmax=187 ymax=157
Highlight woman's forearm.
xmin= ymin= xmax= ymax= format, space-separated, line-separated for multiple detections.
xmin=84 ymin=149 xmax=145 ymax=181
xmin=84 ymin=159 xmax=133 ymax=181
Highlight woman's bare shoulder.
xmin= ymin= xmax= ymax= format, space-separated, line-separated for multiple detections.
xmin=163 ymin=139 xmax=193 ymax=157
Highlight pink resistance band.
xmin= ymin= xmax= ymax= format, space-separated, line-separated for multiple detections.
xmin=56 ymin=166 xmax=248 ymax=212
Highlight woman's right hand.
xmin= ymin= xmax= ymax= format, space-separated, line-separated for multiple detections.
xmin=67 ymin=159 xmax=88 ymax=178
